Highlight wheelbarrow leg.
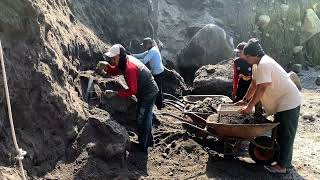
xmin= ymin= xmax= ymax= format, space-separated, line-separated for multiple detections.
xmin=224 ymin=139 xmax=242 ymax=157
xmin=270 ymin=126 xmax=278 ymax=149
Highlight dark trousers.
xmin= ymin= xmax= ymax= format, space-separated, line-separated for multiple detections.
xmin=274 ymin=106 xmax=300 ymax=168
xmin=136 ymin=94 xmax=157 ymax=152
xmin=235 ymin=79 xmax=251 ymax=102
xmin=153 ymin=72 xmax=164 ymax=110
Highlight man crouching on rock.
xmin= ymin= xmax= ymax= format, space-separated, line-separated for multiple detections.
xmin=96 ymin=44 xmax=159 ymax=153
xmin=238 ymin=38 xmax=301 ymax=174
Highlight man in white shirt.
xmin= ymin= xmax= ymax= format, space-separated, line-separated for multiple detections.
xmin=240 ymin=38 xmax=301 ymax=174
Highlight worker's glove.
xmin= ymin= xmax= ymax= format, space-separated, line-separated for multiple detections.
xmin=96 ymin=61 xmax=109 ymax=71
xmin=104 ymin=90 xmax=117 ymax=98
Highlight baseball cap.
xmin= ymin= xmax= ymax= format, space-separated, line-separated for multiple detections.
xmin=104 ymin=44 xmax=121 ymax=57
xmin=234 ymin=42 xmax=247 ymax=52
xmin=140 ymin=37 xmax=153 ymax=46
xmin=243 ymin=38 xmax=265 ymax=57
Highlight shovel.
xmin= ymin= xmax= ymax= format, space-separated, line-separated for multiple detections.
xmin=84 ymin=75 xmax=95 ymax=101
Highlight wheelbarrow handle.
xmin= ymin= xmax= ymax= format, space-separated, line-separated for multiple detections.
xmin=163 ymin=93 xmax=184 ymax=103
xmin=159 ymin=112 xmax=211 ymax=137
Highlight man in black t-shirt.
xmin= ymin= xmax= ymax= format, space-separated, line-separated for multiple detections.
xmin=232 ymin=42 xmax=252 ymax=102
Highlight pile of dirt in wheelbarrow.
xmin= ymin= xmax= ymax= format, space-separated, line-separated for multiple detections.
xmin=207 ymin=113 xmax=269 ymax=124
xmin=184 ymin=97 xmax=229 ymax=113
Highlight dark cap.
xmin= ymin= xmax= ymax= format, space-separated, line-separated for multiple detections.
xmin=140 ymin=37 xmax=153 ymax=46
xmin=234 ymin=42 xmax=247 ymax=52
xmin=243 ymin=38 xmax=265 ymax=57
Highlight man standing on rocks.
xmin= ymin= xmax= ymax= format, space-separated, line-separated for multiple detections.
xmin=239 ymin=38 xmax=301 ymax=174
xmin=96 ymin=44 xmax=159 ymax=153
xmin=132 ymin=37 xmax=165 ymax=110
xmin=232 ymin=42 xmax=252 ymax=102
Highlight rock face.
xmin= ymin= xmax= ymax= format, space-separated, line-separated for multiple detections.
xmin=192 ymin=63 xmax=233 ymax=96
xmin=176 ymin=24 xmax=234 ymax=82
xmin=69 ymin=0 xmax=158 ymax=53
xmin=157 ymin=0 xmax=255 ymax=63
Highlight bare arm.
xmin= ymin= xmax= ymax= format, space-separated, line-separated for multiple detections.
xmin=243 ymin=80 xmax=257 ymax=100
xmin=241 ymin=82 xmax=270 ymax=114
xmin=247 ymin=82 xmax=270 ymax=107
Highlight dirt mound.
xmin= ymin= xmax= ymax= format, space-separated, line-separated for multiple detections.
xmin=0 ymin=0 xmax=130 ymax=178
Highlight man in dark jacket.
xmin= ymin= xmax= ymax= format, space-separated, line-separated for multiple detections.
xmin=232 ymin=42 xmax=252 ymax=102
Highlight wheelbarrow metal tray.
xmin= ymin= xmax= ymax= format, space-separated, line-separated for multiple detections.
xmin=206 ymin=122 xmax=279 ymax=139
xmin=183 ymin=95 xmax=232 ymax=104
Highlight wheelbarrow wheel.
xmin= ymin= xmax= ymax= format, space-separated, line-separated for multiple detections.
xmin=249 ymin=136 xmax=279 ymax=165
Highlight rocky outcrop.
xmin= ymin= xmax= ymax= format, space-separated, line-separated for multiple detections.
xmin=69 ymin=0 xmax=158 ymax=53
xmin=192 ymin=62 xmax=233 ymax=96
xmin=157 ymin=0 xmax=255 ymax=63
xmin=176 ymin=24 xmax=234 ymax=82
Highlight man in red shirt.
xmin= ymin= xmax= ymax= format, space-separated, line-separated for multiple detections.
xmin=97 ymin=44 xmax=159 ymax=153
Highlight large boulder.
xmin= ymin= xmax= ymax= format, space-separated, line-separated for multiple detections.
xmin=69 ymin=109 xmax=129 ymax=163
xmin=157 ymin=0 xmax=256 ymax=63
xmin=176 ymin=24 xmax=234 ymax=82
xmin=192 ymin=63 xmax=233 ymax=96
xmin=162 ymin=68 xmax=189 ymax=96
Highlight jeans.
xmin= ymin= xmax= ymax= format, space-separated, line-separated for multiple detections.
xmin=136 ymin=94 xmax=157 ymax=152
xmin=153 ymin=72 xmax=164 ymax=110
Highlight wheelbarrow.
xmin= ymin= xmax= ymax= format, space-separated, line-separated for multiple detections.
xmin=160 ymin=111 xmax=280 ymax=165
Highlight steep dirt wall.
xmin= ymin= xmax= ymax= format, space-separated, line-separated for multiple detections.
xmin=0 ymin=0 xmax=128 ymax=178
xmin=69 ymin=0 xmax=158 ymax=53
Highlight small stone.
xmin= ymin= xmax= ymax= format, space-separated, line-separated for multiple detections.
xmin=265 ymin=33 xmax=270 ymax=37
xmin=171 ymin=142 xmax=176 ymax=148
xmin=289 ymin=27 xmax=295 ymax=31
xmin=302 ymin=114 xmax=316 ymax=122
xmin=291 ymin=64 xmax=302 ymax=73
xmin=281 ymin=4 xmax=289 ymax=12
xmin=309 ymin=105 xmax=313 ymax=108
xmin=293 ymin=46 xmax=303 ymax=54
xmin=165 ymin=147 xmax=170 ymax=154
xmin=161 ymin=153 xmax=167 ymax=158
xmin=296 ymin=21 xmax=302 ymax=27
xmin=257 ymin=15 xmax=271 ymax=28
xmin=169 ymin=172 xmax=174 ymax=176
xmin=316 ymin=75 xmax=320 ymax=86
